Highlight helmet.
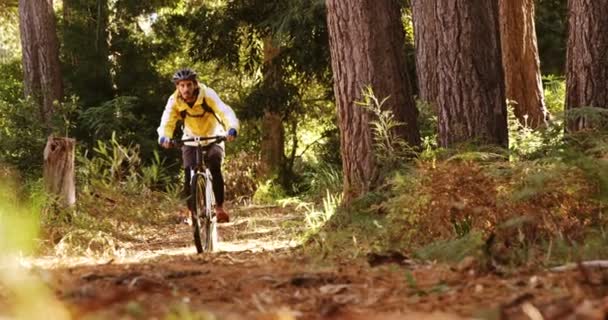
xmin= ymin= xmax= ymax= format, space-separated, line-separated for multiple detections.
xmin=172 ymin=68 xmax=197 ymax=84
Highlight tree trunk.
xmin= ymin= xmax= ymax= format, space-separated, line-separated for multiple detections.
xmin=326 ymin=0 xmax=420 ymax=203
xmin=260 ymin=111 xmax=285 ymax=178
xmin=18 ymin=0 xmax=41 ymax=102
xmin=412 ymin=0 xmax=439 ymax=107
xmin=435 ymin=0 xmax=508 ymax=148
xmin=260 ymin=37 xmax=285 ymax=179
xmin=565 ymin=0 xmax=608 ymax=132
xmin=499 ymin=0 xmax=548 ymax=128
xmin=43 ymin=137 xmax=76 ymax=206
xmin=18 ymin=0 xmax=63 ymax=128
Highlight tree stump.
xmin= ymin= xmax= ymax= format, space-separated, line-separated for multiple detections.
xmin=43 ymin=136 xmax=76 ymax=206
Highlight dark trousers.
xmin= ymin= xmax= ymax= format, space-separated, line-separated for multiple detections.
xmin=182 ymin=144 xmax=225 ymax=210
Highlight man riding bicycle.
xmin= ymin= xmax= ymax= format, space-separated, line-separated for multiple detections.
xmin=157 ymin=68 xmax=239 ymax=223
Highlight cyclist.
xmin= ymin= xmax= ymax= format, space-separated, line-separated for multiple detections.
xmin=157 ymin=68 xmax=239 ymax=223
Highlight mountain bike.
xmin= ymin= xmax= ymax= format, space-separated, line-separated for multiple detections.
xmin=177 ymin=135 xmax=226 ymax=253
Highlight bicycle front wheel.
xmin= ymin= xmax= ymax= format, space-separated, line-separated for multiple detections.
xmin=191 ymin=173 xmax=206 ymax=253
xmin=204 ymin=169 xmax=218 ymax=252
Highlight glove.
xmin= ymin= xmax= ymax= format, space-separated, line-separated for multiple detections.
xmin=159 ymin=136 xmax=171 ymax=148
xmin=228 ymin=128 xmax=237 ymax=138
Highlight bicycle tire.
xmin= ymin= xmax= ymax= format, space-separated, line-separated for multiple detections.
xmin=204 ymin=169 xmax=218 ymax=252
xmin=191 ymin=173 xmax=206 ymax=253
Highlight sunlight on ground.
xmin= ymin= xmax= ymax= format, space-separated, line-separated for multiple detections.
xmin=22 ymin=223 xmax=301 ymax=269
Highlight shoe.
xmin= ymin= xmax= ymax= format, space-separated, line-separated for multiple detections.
xmin=175 ymin=208 xmax=191 ymax=225
xmin=183 ymin=209 xmax=193 ymax=225
xmin=215 ymin=206 xmax=230 ymax=223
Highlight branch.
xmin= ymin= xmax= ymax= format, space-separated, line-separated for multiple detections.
xmin=550 ymin=260 xmax=608 ymax=272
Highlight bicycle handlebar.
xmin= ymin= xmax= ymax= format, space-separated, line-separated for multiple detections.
xmin=178 ymin=136 xmax=227 ymax=143
xmin=170 ymin=135 xmax=226 ymax=148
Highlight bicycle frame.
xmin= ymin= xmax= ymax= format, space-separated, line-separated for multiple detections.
xmin=177 ymin=136 xmax=226 ymax=253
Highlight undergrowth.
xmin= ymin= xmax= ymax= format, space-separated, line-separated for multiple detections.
xmin=308 ymin=84 xmax=608 ymax=270
xmin=39 ymin=134 xmax=182 ymax=257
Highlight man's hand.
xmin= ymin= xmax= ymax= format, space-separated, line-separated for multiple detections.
xmin=159 ymin=136 xmax=172 ymax=149
xmin=227 ymin=128 xmax=237 ymax=142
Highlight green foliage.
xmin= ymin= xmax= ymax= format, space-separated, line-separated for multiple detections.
xmin=50 ymin=96 xmax=80 ymax=138
xmin=446 ymin=151 xmax=507 ymax=163
xmin=223 ymin=151 xmax=261 ymax=202
xmin=141 ymin=149 xmax=174 ymax=190
xmin=0 ymin=98 xmax=47 ymax=173
xmin=164 ymin=303 xmax=216 ymax=320
xmin=0 ymin=171 xmax=71 ymax=319
xmin=42 ymin=135 xmax=180 ymax=256
xmin=0 ymin=11 xmax=20 ymax=63
xmin=416 ymin=99 xmax=438 ymax=144
xmin=507 ymin=105 xmax=545 ymax=160
xmin=77 ymin=133 xmax=174 ymax=192
xmin=414 ymin=232 xmax=484 ymax=263
xmin=0 ymin=59 xmax=22 ymax=102
xmin=381 ymin=171 xmax=430 ymax=242
xmin=252 ymin=178 xmax=287 ymax=204
xmin=59 ymin=0 xmax=114 ymax=107
xmin=302 ymin=190 xmax=342 ymax=234
xmin=357 ymin=87 xmax=416 ymax=174
xmin=536 ymin=0 xmax=567 ymax=75
xmin=79 ymin=96 xmax=147 ymax=143
xmin=300 ymin=162 xmax=342 ymax=197
xmin=506 ymin=76 xmax=569 ymax=161
xmin=185 ymin=0 xmax=329 ymax=81
xmin=566 ymin=107 xmax=608 ymax=131
xmin=0 ymin=173 xmax=39 ymax=254
xmin=543 ymin=75 xmax=566 ymax=116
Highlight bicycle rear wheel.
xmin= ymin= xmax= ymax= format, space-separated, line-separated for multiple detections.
xmin=191 ymin=173 xmax=206 ymax=253
xmin=204 ymin=169 xmax=218 ymax=252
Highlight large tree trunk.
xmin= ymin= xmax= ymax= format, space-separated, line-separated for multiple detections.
xmin=565 ymin=0 xmax=608 ymax=132
xmin=499 ymin=0 xmax=548 ymax=128
xmin=412 ymin=0 xmax=439 ymax=107
xmin=18 ymin=0 xmax=41 ymax=103
xmin=18 ymin=0 xmax=63 ymax=128
xmin=260 ymin=111 xmax=285 ymax=178
xmin=260 ymin=37 xmax=286 ymax=179
xmin=43 ymin=137 xmax=76 ymax=206
xmin=326 ymin=0 xmax=420 ymax=203
xmin=435 ymin=0 xmax=508 ymax=148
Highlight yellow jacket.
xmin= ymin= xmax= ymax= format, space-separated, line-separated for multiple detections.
xmin=157 ymin=84 xmax=239 ymax=145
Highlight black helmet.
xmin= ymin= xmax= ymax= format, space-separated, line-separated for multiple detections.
xmin=172 ymin=68 xmax=197 ymax=84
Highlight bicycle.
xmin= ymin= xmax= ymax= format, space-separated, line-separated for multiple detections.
xmin=176 ymin=135 xmax=226 ymax=253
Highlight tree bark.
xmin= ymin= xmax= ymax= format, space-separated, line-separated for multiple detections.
xmin=18 ymin=0 xmax=41 ymax=102
xmin=499 ymin=0 xmax=548 ymax=128
xmin=565 ymin=0 xmax=608 ymax=132
xmin=259 ymin=37 xmax=286 ymax=179
xmin=326 ymin=0 xmax=420 ymax=203
xmin=260 ymin=111 xmax=285 ymax=178
xmin=435 ymin=0 xmax=508 ymax=148
xmin=412 ymin=0 xmax=439 ymax=107
xmin=18 ymin=0 xmax=63 ymax=128
xmin=43 ymin=137 xmax=76 ymax=206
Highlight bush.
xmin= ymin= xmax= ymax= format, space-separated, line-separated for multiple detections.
xmin=0 ymin=59 xmax=23 ymax=103
xmin=0 ymin=98 xmax=47 ymax=174
xmin=223 ymin=150 xmax=261 ymax=203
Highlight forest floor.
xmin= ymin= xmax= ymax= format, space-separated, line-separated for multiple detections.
xmin=8 ymin=204 xmax=608 ymax=320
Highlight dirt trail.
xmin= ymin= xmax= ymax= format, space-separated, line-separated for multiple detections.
xmin=16 ymin=205 xmax=608 ymax=319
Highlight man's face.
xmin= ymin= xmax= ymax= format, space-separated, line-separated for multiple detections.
xmin=176 ymin=80 xmax=196 ymax=102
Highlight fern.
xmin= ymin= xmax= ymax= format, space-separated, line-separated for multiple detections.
xmin=356 ymin=86 xmax=415 ymax=168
